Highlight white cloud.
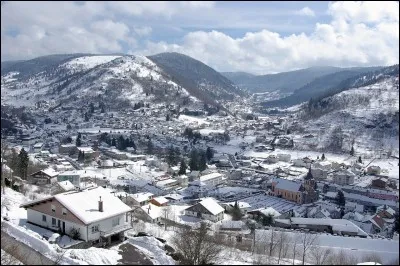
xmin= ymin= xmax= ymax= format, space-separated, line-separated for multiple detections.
xmin=136 ymin=2 xmax=399 ymax=74
xmin=295 ymin=7 xmax=316 ymax=17
xmin=1 ymin=1 xmax=398 ymax=75
xmin=0 ymin=1 xmax=214 ymax=60
xmin=328 ymin=1 xmax=399 ymax=23
xmin=133 ymin=26 xmax=153 ymax=36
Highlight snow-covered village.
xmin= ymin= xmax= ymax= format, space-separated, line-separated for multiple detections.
xmin=1 ymin=1 xmax=399 ymax=265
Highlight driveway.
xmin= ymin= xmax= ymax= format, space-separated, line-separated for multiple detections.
xmin=117 ymin=242 xmax=154 ymax=265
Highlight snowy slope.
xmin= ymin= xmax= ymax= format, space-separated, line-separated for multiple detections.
xmin=297 ymin=76 xmax=399 ymax=153
xmin=1 ymin=53 xmax=239 ymax=110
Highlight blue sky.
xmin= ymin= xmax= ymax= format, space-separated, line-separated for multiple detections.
xmin=1 ymin=1 xmax=399 ymax=74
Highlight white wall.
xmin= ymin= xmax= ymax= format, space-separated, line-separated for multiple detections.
xmin=87 ymin=213 xmax=127 ymax=241
xmin=27 ymin=209 xmax=88 ymax=241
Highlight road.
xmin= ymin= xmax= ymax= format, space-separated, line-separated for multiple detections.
xmin=1 ymin=231 xmax=56 ymax=265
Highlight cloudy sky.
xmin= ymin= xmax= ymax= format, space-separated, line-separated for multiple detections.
xmin=1 ymin=1 xmax=399 ymax=74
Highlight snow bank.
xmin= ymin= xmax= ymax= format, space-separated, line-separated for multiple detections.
xmin=126 ymin=236 xmax=175 ymax=265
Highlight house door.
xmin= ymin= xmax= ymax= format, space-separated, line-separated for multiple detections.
xmin=62 ymin=221 xmax=65 ymax=234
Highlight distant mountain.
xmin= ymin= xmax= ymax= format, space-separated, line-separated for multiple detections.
xmin=1 ymin=53 xmax=245 ymax=112
xmin=221 ymin=72 xmax=256 ymax=84
xmin=224 ymin=66 xmax=343 ymax=93
xmin=1 ymin=54 xmax=93 ymax=78
xmin=148 ymin=52 xmax=247 ymax=104
xmin=263 ymin=66 xmax=384 ymax=108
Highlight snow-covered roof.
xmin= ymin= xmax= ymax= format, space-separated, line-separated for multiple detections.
xmin=198 ymin=198 xmax=224 ymax=215
xmin=164 ymin=193 xmax=184 ymax=200
xmin=290 ymin=218 xmax=368 ymax=236
xmin=54 ymin=186 xmax=131 ymax=225
xmin=226 ymin=201 xmax=251 ymax=209
xmin=141 ymin=203 xmax=162 ymax=220
xmin=259 ymin=207 xmax=281 ymax=217
xmin=131 ymin=192 xmax=154 ymax=203
xmin=57 ymin=180 xmax=75 ymax=191
xmin=274 ymin=178 xmax=302 ymax=192
xmin=199 ymin=172 xmax=223 ymax=182
xmin=376 ymin=205 xmax=396 ymax=216
xmin=155 ymin=178 xmax=178 ymax=187
xmin=77 ymin=147 xmax=94 ymax=153
xmin=325 ymin=191 xmax=338 ymax=198
xmin=41 ymin=168 xmax=59 ymax=178
xmin=152 ymin=196 xmax=169 ymax=205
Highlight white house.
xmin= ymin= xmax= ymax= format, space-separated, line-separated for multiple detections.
xmin=199 ymin=172 xmax=225 ymax=187
xmin=130 ymin=192 xmax=154 ymax=206
xmin=333 ymin=170 xmax=355 ymax=185
xmin=134 ymin=203 xmax=163 ymax=223
xmin=185 ymin=198 xmax=224 ymax=222
xmin=20 ymin=187 xmax=132 ymax=245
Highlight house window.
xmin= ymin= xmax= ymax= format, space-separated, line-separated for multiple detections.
xmin=42 ymin=215 xmax=47 ymax=222
xmin=62 ymin=208 xmax=67 ymax=215
xmin=52 ymin=218 xmax=56 ymax=226
xmin=51 ymin=204 xmax=56 ymax=213
xmin=112 ymin=217 xmax=120 ymax=227
xmin=91 ymin=225 xmax=99 ymax=233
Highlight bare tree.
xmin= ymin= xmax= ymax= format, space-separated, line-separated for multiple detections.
xmin=267 ymin=227 xmax=279 ymax=257
xmin=299 ymin=232 xmax=318 ymax=265
xmin=388 ymin=256 xmax=399 ymax=265
xmin=172 ymin=222 xmax=223 ymax=265
xmin=327 ymin=249 xmax=359 ymax=265
xmin=291 ymin=233 xmax=300 ymax=265
xmin=361 ymin=253 xmax=383 ymax=265
xmin=276 ymin=230 xmax=290 ymax=264
xmin=309 ymin=246 xmax=333 ymax=265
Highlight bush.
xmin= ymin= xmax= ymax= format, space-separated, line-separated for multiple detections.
xmin=69 ymin=227 xmax=81 ymax=240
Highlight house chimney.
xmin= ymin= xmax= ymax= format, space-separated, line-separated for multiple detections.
xmin=99 ymin=196 xmax=103 ymax=212
xmin=147 ymin=204 xmax=151 ymax=214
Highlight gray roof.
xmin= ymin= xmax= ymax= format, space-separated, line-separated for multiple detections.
xmin=275 ymin=178 xmax=302 ymax=192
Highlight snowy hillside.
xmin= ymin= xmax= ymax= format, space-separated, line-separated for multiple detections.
xmin=296 ymin=76 xmax=399 ymax=153
xmin=0 ymin=54 xmax=200 ymax=109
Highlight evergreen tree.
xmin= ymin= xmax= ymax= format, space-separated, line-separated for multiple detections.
xmin=189 ymin=149 xmax=199 ymax=171
xmin=76 ymin=133 xmax=82 ymax=147
xmin=231 ymin=201 xmax=243 ymax=221
xmin=198 ymin=151 xmax=207 ymax=171
xmin=117 ymin=135 xmax=126 ymax=150
xmin=350 ymin=146 xmax=355 ymax=156
xmin=206 ymin=147 xmax=214 ymax=162
xmin=111 ymin=138 xmax=116 ymax=147
xmin=166 ymin=114 xmax=170 ymax=121
xmin=89 ymin=102 xmax=95 ymax=114
xmin=167 ymin=146 xmax=177 ymax=166
xmin=178 ymin=159 xmax=187 ymax=175
xmin=261 ymin=214 xmax=274 ymax=226
xmin=147 ymin=140 xmax=154 ymax=154
xmin=17 ymin=148 xmax=29 ymax=179
xmin=336 ymin=190 xmax=346 ymax=206
xmin=322 ymin=184 xmax=329 ymax=194
xmin=358 ymin=156 xmax=362 ymax=164
xmin=84 ymin=112 xmax=89 ymax=122
xmin=321 ymin=153 xmax=325 ymax=161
